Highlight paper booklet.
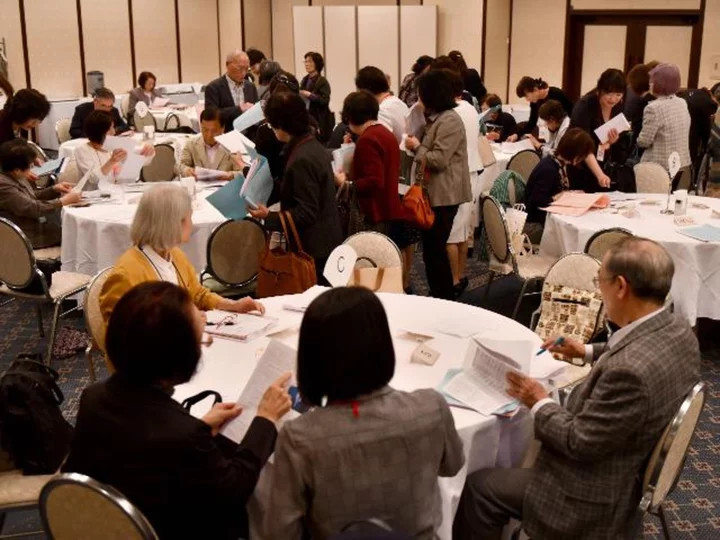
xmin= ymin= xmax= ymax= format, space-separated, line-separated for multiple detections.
xmin=676 ymin=224 xmax=720 ymax=243
xmin=500 ymin=139 xmax=535 ymax=154
xmin=104 ymin=136 xmax=147 ymax=183
xmin=31 ymin=157 xmax=64 ymax=177
xmin=332 ymin=143 xmax=355 ymax=175
xmin=222 ymin=340 xmax=304 ymax=443
xmin=204 ymin=311 xmax=278 ymax=342
xmin=542 ymin=192 xmax=610 ymax=217
xmin=205 ymin=175 xmax=250 ymax=220
xmin=594 ymin=113 xmax=631 ymax=144
xmin=281 ymin=286 xmax=328 ymax=313
xmin=232 ymin=102 xmax=265 ymax=133
xmin=239 ymin=156 xmax=273 ymax=209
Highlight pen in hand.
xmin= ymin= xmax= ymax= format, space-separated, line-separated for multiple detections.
xmin=536 ymin=336 xmax=564 ymax=356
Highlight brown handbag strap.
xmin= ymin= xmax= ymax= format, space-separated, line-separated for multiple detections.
xmin=283 ymin=212 xmax=305 ymax=252
xmin=286 ymin=134 xmax=314 ymax=168
xmin=415 ymin=157 xmax=426 ymax=185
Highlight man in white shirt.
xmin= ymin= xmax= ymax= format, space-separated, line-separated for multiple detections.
xmin=355 ymin=66 xmax=408 ymax=144
xmin=178 ymin=106 xmax=244 ymax=178
xmin=454 ymin=237 xmax=700 ymax=540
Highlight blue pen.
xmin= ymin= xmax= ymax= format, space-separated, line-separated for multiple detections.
xmin=536 ymin=336 xmax=564 ymax=356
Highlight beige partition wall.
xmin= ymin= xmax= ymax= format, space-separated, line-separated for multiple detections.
xmin=178 ymin=0 xmax=220 ymax=83
xmin=244 ymin=0 xmax=272 ymax=57
xmin=699 ymin=0 xmax=720 ymax=87
xmin=358 ymin=6 xmax=399 ymax=95
xmin=24 ymin=0 xmax=83 ymax=97
xmin=425 ymin=0 xmax=483 ymax=70
xmin=572 ymin=0 xmax=700 ymax=8
xmin=0 ymin=0 xmax=28 ymax=88
xmin=400 ymin=6 xmax=438 ymax=77
xmin=580 ymin=26 xmax=627 ymax=94
xmin=483 ymin=0 xmax=511 ymax=102
xmin=132 ymin=0 xmax=178 ymax=84
xmin=293 ymin=6 xmax=324 ymax=82
xmin=80 ymin=0 xmax=133 ymax=93
xmin=218 ymin=0 xmax=242 ymax=74
xmin=324 ymin=6 xmax=357 ymax=116
xmin=645 ymin=26 xmax=693 ymax=86
xmin=272 ymin=0 xmax=310 ymax=75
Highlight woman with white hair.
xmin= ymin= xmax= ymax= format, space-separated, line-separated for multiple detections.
xmin=99 ymin=184 xmax=264 ymax=327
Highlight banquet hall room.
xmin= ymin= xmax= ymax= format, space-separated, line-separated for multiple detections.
xmin=1 ymin=0 xmax=720 ymax=538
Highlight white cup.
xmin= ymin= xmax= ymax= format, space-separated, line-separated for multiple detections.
xmin=143 ymin=125 xmax=155 ymax=141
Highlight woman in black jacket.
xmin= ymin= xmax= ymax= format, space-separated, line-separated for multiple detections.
xmin=449 ymin=50 xmax=487 ymax=106
xmin=511 ymin=76 xmax=573 ymax=138
xmin=63 ymin=281 xmax=291 ymax=540
xmin=249 ymin=92 xmax=343 ymax=280
xmin=300 ymin=51 xmax=334 ymax=143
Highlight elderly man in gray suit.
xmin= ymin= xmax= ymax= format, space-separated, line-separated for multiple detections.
xmin=454 ymin=237 xmax=700 ymax=540
xmin=204 ymin=50 xmax=258 ymax=132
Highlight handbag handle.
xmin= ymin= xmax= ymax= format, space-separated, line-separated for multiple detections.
xmin=414 ymin=157 xmax=426 ymax=185
xmin=278 ymin=211 xmax=305 ymax=254
xmin=181 ymin=390 xmax=222 ymax=411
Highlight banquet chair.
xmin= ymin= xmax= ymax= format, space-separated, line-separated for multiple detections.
xmin=0 ymin=218 xmax=90 ymax=364
xmin=506 ymin=150 xmax=540 ymax=185
xmin=40 ymin=473 xmax=158 ymax=540
xmin=163 ymin=112 xmax=181 ymax=131
xmin=56 ymin=159 xmax=79 ymax=185
xmin=133 ymin=110 xmax=157 ymax=133
xmin=583 ymin=227 xmax=633 ymax=261
xmin=201 ymin=218 xmax=266 ymax=298
xmin=55 ymin=118 xmax=72 ymax=145
xmin=344 ymin=232 xmax=404 ymax=293
xmin=140 ymin=144 xmax=176 ymax=182
xmin=120 ymin=94 xmax=131 ymax=121
xmin=634 ymin=162 xmax=670 ymax=193
xmin=83 ymin=267 xmax=113 ymax=381
xmin=481 ymin=195 xmax=556 ymax=320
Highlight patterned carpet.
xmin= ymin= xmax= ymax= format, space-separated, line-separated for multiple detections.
xmin=0 ymin=251 xmax=718 ymax=538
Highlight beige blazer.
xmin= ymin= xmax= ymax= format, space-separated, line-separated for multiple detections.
xmin=178 ymin=134 xmax=242 ymax=177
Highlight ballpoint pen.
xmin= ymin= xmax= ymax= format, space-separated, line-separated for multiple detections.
xmin=536 ymin=336 xmax=564 ymax=356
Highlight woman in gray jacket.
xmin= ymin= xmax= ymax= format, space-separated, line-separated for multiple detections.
xmin=405 ymin=69 xmax=472 ymax=300
xmin=127 ymin=71 xmax=166 ymax=119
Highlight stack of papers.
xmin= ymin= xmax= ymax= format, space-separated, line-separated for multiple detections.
xmin=239 ymin=156 xmax=273 ymax=208
xmin=332 ymin=143 xmax=355 ymax=174
xmin=500 ymin=139 xmax=535 ymax=154
xmin=204 ymin=311 xmax=278 ymax=342
xmin=594 ymin=113 xmax=631 ymax=144
xmin=152 ymin=97 xmax=170 ymax=108
xmin=542 ymin=192 xmax=610 ymax=217
xmin=281 ymin=286 xmax=328 ymax=313
xmin=676 ymin=224 xmax=720 ymax=242
xmin=194 ymin=167 xmax=230 ymax=181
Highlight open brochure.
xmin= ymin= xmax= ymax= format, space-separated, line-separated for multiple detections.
xmin=31 ymin=157 xmax=64 ymax=177
xmin=221 ymin=340 xmax=304 ymax=443
xmin=542 ymin=192 xmax=610 ymax=217
xmin=232 ymin=101 xmax=265 ymax=133
xmin=500 ymin=139 xmax=535 ymax=154
xmin=239 ymin=156 xmax=273 ymax=208
xmin=594 ymin=113 xmax=631 ymax=144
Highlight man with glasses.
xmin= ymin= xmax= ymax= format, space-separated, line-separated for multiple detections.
xmin=454 ymin=237 xmax=700 ymax=540
xmin=204 ymin=50 xmax=259 ymax=132
xmin=69 ymin=87 xmax=129 ymax=139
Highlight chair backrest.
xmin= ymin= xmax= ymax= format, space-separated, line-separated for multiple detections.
xmin=133 ymin=111 xmax=157 ymax=132
xmin=674 ymin=166 xmax=693 ymax=191
xmin=481 ymin=195 xmax=512 ymax=265
xmin=205 ymin=218 xmax=266 ymax=286
xmin=490 ymin=170 xmax=526 ymax=207
xmin=343 ymin=232 xmax=403 ymax=270
xmin=57 ymin=159 xmax=80 ymax=185
xmin=506 ymin=150 xmax=540 ymax=184
xmin=544 ymin=252 xmax=600 ymax=291
xmin=634 ymin=162 xmax=670 ymax=193
xmin=0 ymin=217 xmax=42 ymax=290
xmin=164 ymin=112 xmax=180 ymax=131
xmin=26 ymin=140 xmax=49 ymax=162
xmin=640 ymin=382 xmax=706 ymax=514
xmin=120 ymin=94 xmax=131 ymax=120
xmin=83 ymin=267 xmax=113 ymax=352
xmin=40 ymin=473 xmax=158 ymax=540
xmin=583 ymin=228 xmax=633 ymax=261
xmin=55 ymin=118 xmax=72 ymax=145
xmin=141 ymin=144 xmax=176 ymax=182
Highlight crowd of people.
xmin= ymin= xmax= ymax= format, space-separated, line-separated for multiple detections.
xmin=0 ymin=45 xmax=714 ymax=539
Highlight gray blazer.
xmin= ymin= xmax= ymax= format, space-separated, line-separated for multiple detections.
xmin=178 ymin=134 xmax=242 ymax=177
xmin=524 ymin=309 xmax=700 ymax=539
xmin=638 ymin=95 xmax=692 ymax=169
xmin=265 ymin=386 xmax=465 ymax=540
xmin=0 ymin=172 xmax=62 ymax=248
xmin=415 ymin=109 xmax=472 ymax=207
xmin=127 ymin=87 xmax=164 ymax=118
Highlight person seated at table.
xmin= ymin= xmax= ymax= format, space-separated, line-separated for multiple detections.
xmin=523 ymin=127 xmax=594 ymax=244
xmin=128 ymin=71 xmax=167 ymax=119
xmin=248 ymin=92 xmax=342 ymax=281
xmin=355 ymin=66 xmax=409 ymax=144
xmin=99 ymin=184 xmax=264 ymax=327
xmin=509 ymin=76 xmax=573 ymax=139
xmin=266 ymin=286 xmax=464 ymax=539
xmin=527 ymin=99 xmax=570 ymax=157
xmin=69 ymin=87 xmax=129 ymax=139
xmin=205 ymin=50 xmax=258 ymax=132
xmin=453 ymin=237 xmax=699 ymax=540
xmin=638 ymin=63 xmax=691 ymax=175
xmin=178 ymin=106 xmax=245 ymax=179
xmin=0 ymin=139 xmax=80 ymax=248
xmin=64 ymin=280 xmax=291 ymax=540
xmin=481 ymin=94 xmax=517 ymax=143
xmin=0 ymin=75 xmax=51 ymax=146
xmin=74 ymin=110 xmax=154 ymax=191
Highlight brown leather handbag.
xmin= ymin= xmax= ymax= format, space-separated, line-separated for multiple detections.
xmin=401 ymin=158 xmax=435 ymax=230
xmin=256 ymin=211 xmax=317 ymax=298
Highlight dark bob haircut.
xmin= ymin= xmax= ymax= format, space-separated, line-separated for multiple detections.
xmin=200 ymin=105 xmax=223 ymax=125
xmin=106 ymin=281 xmax=200 ymax=386
xmin=247 ymin=48 xmax=266 ymax=67
xmin=0 ymin=139 xmax=36 ymax=172
xmin=596 ymin=69 xmax=626 ymax=95
xmin=538 ymin=99 xmax=567 ymax=123
xmin=137 ymin=71 xmax=156 ymax=88
xmin=264 ymin=91 xmax=311 ymax=137
xmin=417 ymin=69 xmax=458 ymax=114
xmin=355 ymin=66 xmax=390 ymax=95
xmin=84 ymin=110 xmax=114 ymax=145
xmin=297 ymin=287 xmax=395 ymax=406
xmin=412 ymin=55 xmax=434 ymax=75
xmin=431 ymin=55 xmax=459 ymax=74
xmin=342 ymin=91 xmax=379 ymax=126
xmin=0 ymin=76 xmax=51 ymax=124
xmin=516 ymin=76 xmax=547 ymax=98
xmin=555 ymin=127 xmax=595 ymax=161
xmin=305 ymin=51 xmax=325 ymax=73
xmin=626 ymin=64 xmax=651 ymax=95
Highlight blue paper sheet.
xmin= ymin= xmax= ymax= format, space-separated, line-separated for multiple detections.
xmin=240 ymin=156 xmax=273 ymax=209
xmin=233 ymin=102 xmax=265 ymax=133
xmin=205 ymin=174 xmax=249 ymax=220
xmin=676 ymin=224 xmax=720 ymax=243
xmin=31 ymin=157 xmax=64 ymax=176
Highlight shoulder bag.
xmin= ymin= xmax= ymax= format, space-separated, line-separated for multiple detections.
xmin=401 ymin=157 xmax=435 ymax=230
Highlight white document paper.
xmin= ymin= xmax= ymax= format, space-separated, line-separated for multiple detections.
xmin=152 ymin=97 xmax=170 ymax=108
xmin=194 ymin=167 xmax=230 ymax=180
xmin=204 ymin=312 xmax=278 ymax=342
xmin=323 ymin=245 xmax=358 ymax=287
xmin=233 ymin=102 xmax=265 ymax=133
xmin=332 ymin=143 xmax=355 ymax=174
xmin=215 ymin=131 xmax=250 ymax=155
xmin=104 ymin=136 xmax=146 ymax=183
xmin=72 ymin=169 xmax=94 ymax=192
xmin=432 ymin=315 xmax=498 ymax=339
xmin=282 ymin=285 xmax=328 ymax=313
xmin=593 ymin=113 xmax=631 ymax=144
xmin=500 ymin=139 xmax=535 ymax=154
xmin=221 ymin=340 xmax=299 ymax=443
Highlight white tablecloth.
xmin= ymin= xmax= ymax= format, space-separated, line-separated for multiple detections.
xmin=540 ymin=194 xmax=720 ymax=323
xmin=149 ymin=106 xmax=200 ymax=132
xmin=503 ymin=104 xmax=531 ymax=124
xmin=173 ymin=292 xmax=551 ymax=540
xmin=478 ymin=148 xmax=513 ymax=194
xmin=60 ymin=188 xmax=224 ymax=276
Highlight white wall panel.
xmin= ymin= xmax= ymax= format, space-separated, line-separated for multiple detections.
xmin=400 ymin=6 xmax=437 ymax=78
xmin=358 ymin=6 xmax=399 ymax=95
xmin=218 ymin=0 xmax=243 ymax=75
xmin=0 ymin=0 xmax=28 ymax=88
xmin=324 ymin=6 xmax=357 ymax=116
xmin=132 ymin=0 xmax=178 ymax=84
xmin=292 ymin=6 xmax=324 ymax=83
xmin=178 ymin=0 xmax=220 ymax=83
xmin=580 ymin=26 xmax=626 ymax=94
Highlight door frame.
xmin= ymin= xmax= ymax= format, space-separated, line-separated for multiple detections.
xmin=562 ymin=6 xmax=705 ymax=102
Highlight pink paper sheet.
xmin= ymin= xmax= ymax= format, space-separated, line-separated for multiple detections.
xmin=541 ymin=192 xmax=610 ymax=216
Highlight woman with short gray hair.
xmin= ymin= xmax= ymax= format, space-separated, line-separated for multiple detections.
xmin=99 ymin=184 xmax=264 ymax=330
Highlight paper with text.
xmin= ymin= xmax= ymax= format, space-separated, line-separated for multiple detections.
xmin=500 ymin=139 xmax=535 ymax=154
xmin=104 ymin=136 xmax=146 ymax=183
xmin=233 ymin=102 xmax=265 ymax=133
xmin=215 ymin=130 xmax=256 ymax=158
xmin=282 ymin=286 xmax=329 ymax=313
xmin=593 ymin=113 xmax=631 ymax=144
xmin=542 ymin=192 xmax=610 ymax=216
xmin=204 ymin=311 xmax=278 ymax=342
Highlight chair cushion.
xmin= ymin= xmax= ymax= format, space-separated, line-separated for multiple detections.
xmin=0 ymin=271 xmax=90 ymax=300
xmin=516 ymin=254 xmax=555 ymax=279
xmin=0 ymin=469 xmax=55 ymax=508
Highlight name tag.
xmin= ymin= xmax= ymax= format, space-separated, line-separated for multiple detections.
xmin=411 ymin=342 xmax=440 ymax=366
xmin=597 ymin=146 xmax=605 ymax=162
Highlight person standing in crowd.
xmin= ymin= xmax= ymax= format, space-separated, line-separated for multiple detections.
xmin=127 ymin=71 xmax=166 ymax=119
xmin=638 ymin=63 xmax=691 ymax=176
xmin=510 ymin=77 xmax=573 ymax=138
xmin=267 ymin=287 xmax=464 ymax=539
xmin=355 ymin=66 xmax=409 ymax=144
xmin=626 ymin=61 xmax=660 ymax=143
xmin=65 ymin=281 xmax=291 ymax=540
xmin=399 ymin=55 xmax=434 ymax=108
xmin=256 ymin=60 xmax=283 ymax=101
xmin=481 ymin=94 xmax=518 ymax=143
xmin=527 ymin=99 xmax=570 ymax=157
xmin=205 ymin=50 xmax=259 ymax=131
xmin=449 ymin=50 xmax=487 ymax=106
xmin=249 ymin=92 xmax=342 ymax=281
xmin=69 ymin=87 xmax=129 ymax=139
xmin=0 ymin=76 xmax=51 ymax=146
xmin=523 ymin=128 xmax=595 ymax=243
xmin=431 ymin=57 xmax=474 ymax=106
xmin=300 ymin=51 xmax=334 ymax=143
xmin=246 ymin=48 xmax=266 ymax=84
xmin=404 ymin=69 xmax=472 ymax=300
xmin=454 ymin=237 xmax=699 ymax=540
xmin=680 ymin=82 xmax=720 ymax=176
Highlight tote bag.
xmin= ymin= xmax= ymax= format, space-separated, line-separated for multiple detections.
xmin=401 ymin=158 xmax=435 ymax=230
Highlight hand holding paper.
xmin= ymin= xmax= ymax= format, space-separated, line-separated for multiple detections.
xmin=594 ymin=113 xmax=630 ymax=144
xmin=506 ymin=371 xmax=549 ymax=409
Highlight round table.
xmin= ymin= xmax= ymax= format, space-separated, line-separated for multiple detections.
xmin=60 ymin=188 xmax=225 ymax=276
xmin=540 ymin=193 xmax=720 ymax=324
xmin=173 ymin=291 xmax=563 ymax=540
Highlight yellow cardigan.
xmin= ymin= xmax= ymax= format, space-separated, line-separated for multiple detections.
xmin=99 ymin=246 xmax=222 ymax=328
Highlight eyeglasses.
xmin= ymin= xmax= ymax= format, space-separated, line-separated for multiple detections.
xmin=592 ymin=273 xmax=617 ymax=288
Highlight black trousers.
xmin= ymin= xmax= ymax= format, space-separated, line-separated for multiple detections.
xmin=421 ymin=205 xmax=458 ymax=300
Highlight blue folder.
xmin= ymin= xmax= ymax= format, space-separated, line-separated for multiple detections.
xmin=205 ymin=174 xmax=249 ymax=220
